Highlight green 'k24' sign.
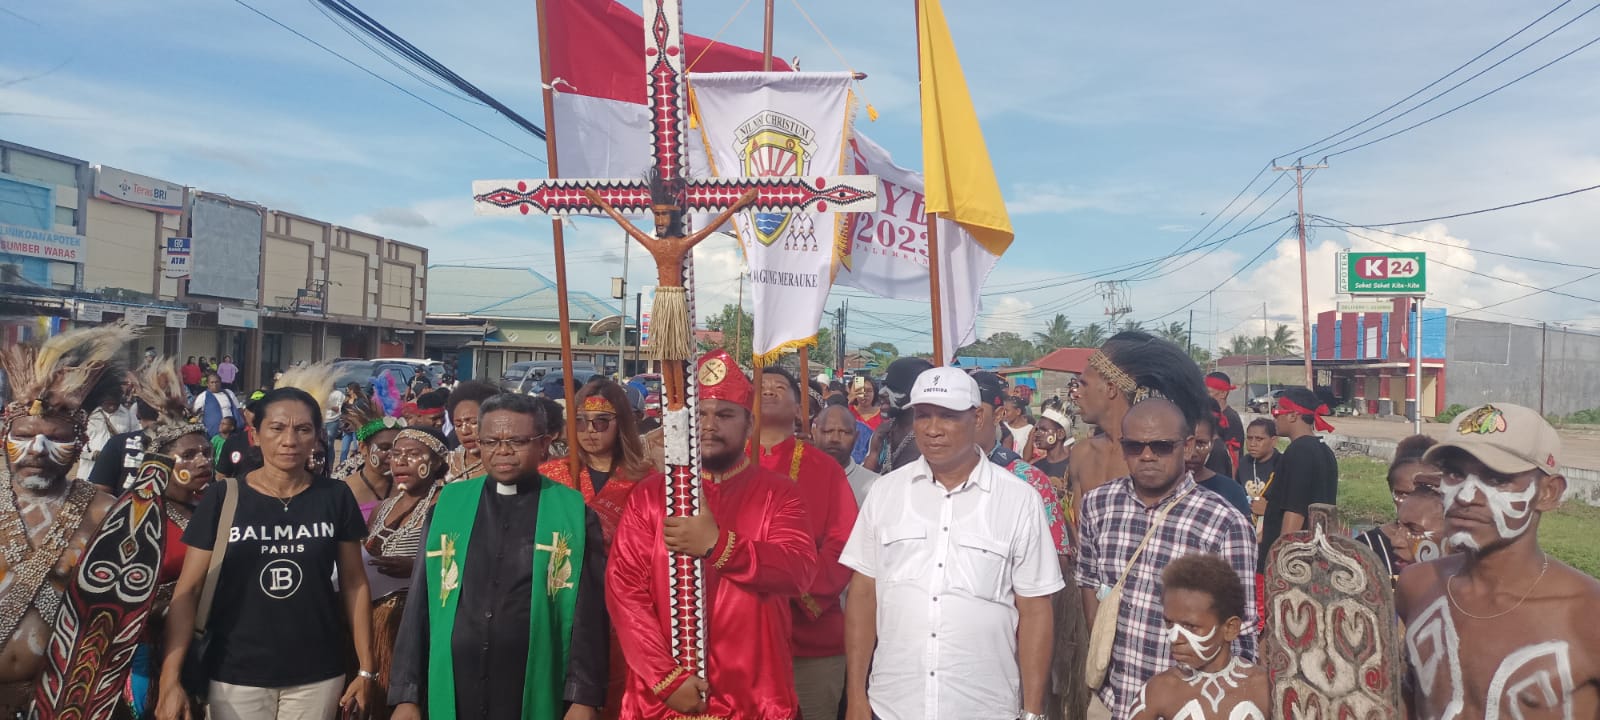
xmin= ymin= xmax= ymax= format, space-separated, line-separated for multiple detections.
xmin=1338 ymin=251 xmax=1426 ymax=295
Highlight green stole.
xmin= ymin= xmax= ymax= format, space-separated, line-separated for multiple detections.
xmin=424 ymin=475 xmax=587 ymax=720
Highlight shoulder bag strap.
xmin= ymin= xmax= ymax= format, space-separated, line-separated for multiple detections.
xmin=1109 ymin=485 xmax=1196 ymax=593
xmin=194 ymin=477 xmax=239 ymax=635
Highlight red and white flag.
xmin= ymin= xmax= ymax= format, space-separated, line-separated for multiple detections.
xmin=544 ymin=0 xmax=788 ymax=180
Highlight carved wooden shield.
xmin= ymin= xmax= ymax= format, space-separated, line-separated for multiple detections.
xmin=1263 ymin=504 xmax=1404 ymax=719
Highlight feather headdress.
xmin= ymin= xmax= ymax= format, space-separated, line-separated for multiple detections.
xmin=136 ymin=357 xmax=207 ymax=453
xmin=275 ymin=362 xmax=339 ymax=418
xmin=343 ymin=395 xmax=405 ymax=445
xmin=1 ymin=323 xmax=138 ymax=426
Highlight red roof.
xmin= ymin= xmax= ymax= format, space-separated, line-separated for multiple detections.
xmin=1033 ymin=347 xmax=1096 ymax=374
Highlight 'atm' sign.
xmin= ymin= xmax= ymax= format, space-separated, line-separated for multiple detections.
xmin=1339 ymin=251 xmax=1426 ymax=295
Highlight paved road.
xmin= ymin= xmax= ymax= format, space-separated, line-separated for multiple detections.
xmin=1239 ymin=413 xmax=1600 ymax=471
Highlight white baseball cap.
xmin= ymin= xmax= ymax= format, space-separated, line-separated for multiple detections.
xmin=908 ymin=367 xmax=980 ymax=411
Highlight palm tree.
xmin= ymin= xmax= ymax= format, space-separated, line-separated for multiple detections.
xmin=1034 ymin=314 xmax=1076 ymax=350
xmin=1156 ymin=321 xmax=1189 ymax=346
xmin=1250 ymin=336 xmax=1271 ymax=355
xmin=1077 ymin=322 xmax=1108 ymax=347
xmin=1268 ymin=324 xmax=1299 ymax=356
xmin=1118 ymin=319 xmax=1146 ymax=333
xmin=1225 ymin=335 xmax=1252 ymax=356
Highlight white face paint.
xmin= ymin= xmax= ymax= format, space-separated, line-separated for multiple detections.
xmin=1446 ymin=531 xmax=1481 ymax=553
xmin=1167 ymin=622 xmax=1221 ymax=664
xmin=1441 ymin=473 xmax=1540 ymax=545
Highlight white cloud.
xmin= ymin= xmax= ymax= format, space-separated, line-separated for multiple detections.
xmin=978 ymin=295 xmax=1036 ymax=338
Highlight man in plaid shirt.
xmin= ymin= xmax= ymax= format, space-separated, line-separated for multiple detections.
xmin=1077 ymin=398 xmax=1258 ymax=719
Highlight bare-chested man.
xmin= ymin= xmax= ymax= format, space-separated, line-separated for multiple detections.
xmin=0 ymin=326 xmax=127 ymax=713
xmin=1068 ymin=331 xmax=1211 ymax=528
xmin=1398 ymin=402 xmax=1600 ymax=719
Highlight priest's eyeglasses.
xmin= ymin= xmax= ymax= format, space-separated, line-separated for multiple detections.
xmin=478 ymin=435 xmax=547 ymax=454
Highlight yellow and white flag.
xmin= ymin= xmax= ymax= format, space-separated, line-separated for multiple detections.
xmin=690 ymin=71 xmax=856 ymax=366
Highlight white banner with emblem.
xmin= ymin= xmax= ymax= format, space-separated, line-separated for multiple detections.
xmin=690 ymin=71 xmax=854 ymax=366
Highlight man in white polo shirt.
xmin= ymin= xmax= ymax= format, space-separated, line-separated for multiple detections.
xmin=841 ymin=366 xmax=1064 ymax=720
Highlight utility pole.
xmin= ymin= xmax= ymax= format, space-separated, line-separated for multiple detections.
xmin=1187 ymin=309 xmax=1195 ymax=358
xmin=1263 ymin=302 xmax=1271 ymax=398
xmin=1272 ymin=160 xmax=1327 ymax=390
xmin=1540 ymin=321 xmax=1548 ymax=415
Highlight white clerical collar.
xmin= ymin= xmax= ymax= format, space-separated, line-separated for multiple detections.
xmin=494 ymin=481 xmax=520 ymax=496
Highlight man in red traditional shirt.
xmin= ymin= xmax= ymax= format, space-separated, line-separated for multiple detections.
xmin=757 ymin=367 xmax=859 ymax=720
xmin=606 ymin=350 xmax=819 ymax=720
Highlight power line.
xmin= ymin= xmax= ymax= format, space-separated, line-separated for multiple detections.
xmin=1145 ymin=227 xmax=1299 ymax=323
xmin=312 ymin=0 xmax=549 ymax=141
xmin=228 ymin=0 xmax=546 ymax=164
xmin=1309 ymin=214 xmax=1600 ymax=270
xmin=1121 ymin=164 xmax=1274 ymax=283
xmin=1340 ymin=226 xmax=1600 ymax=304
xmin=1325 ymin=23 xmax=1600 ymax=158
xmin=1275 ymin=0 xmax=1577 ymax=161
xmin=1325 ymin=181 xmax=1600 ymax=226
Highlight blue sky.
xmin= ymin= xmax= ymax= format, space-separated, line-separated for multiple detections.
xmin=6 ymin=0 xmax=1600 ymax=355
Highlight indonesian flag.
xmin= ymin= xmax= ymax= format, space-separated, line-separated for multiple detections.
xmin=545 ymin=0 xmax=790 ymax=180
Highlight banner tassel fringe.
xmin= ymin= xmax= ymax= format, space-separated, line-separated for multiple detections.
xmin=752 ymin=335 xmax=818 ymax=369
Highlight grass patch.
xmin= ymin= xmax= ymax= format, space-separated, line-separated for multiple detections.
xmin=1336 ymin=456 xmax=1600 ymax=578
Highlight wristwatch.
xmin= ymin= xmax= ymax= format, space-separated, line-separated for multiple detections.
xmin=358 ymin=670 xmax=380 ymax=681
xmin=1019 ymin=712 xmax=1045 ymax=720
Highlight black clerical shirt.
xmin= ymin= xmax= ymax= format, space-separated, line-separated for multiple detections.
xmin=388 ymin=476 xmax=610 ymax=717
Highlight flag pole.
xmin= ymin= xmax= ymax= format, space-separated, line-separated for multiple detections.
xmin=747 ymin=0 xmax=779 ymax=460
xmin=536 ymin=0 xmax=583 ymax=478
xmin=915 ymin=0 xmax=947 ymax=365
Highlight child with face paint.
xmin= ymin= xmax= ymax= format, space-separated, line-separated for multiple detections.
xmin=1396 ymin=403 xmax=1600 ymax=720
xmin=1130 ymin=554 xmax=1268 ymax=720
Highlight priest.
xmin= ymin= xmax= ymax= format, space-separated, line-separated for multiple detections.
xmin=607 ymin=350 xmax=819 ymax=720
xmin=388 ymin=392 xmax=609 ymax=720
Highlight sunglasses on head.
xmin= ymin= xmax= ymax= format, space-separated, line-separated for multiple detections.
xmin=1120 ymin=439 xmax=1184 ymax=457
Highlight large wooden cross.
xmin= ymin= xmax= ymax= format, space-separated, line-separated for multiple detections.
xmin=471 ymin=0 xmax=878 ymax=676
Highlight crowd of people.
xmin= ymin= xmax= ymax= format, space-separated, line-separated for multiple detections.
xmin=1 ymin=324 xmax=1596 ymax=720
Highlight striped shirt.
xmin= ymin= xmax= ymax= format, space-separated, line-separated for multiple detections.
xmin=1075 ymin=474 xmax=1259 ymax=717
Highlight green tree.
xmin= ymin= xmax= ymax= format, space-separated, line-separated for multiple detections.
xmin=1077 ymin=322 xmax=1108 ymax=347
xmin=1034 ymin=314 xmax=1076 ymax=350
xmin=1268 ymin=324 xmax=1299 ymax=356
xmin=864 ymin=341 xmax=900 ymax=370
xmin=1189 ymin=345 xmax=1213 ymax=367
xmin=701 ymin=303 xmax=754 ymax=363
xmin=1118 ymin=319 xmax=1146 ymax=334
xmin=1155 ymin=320 xmax=1189 ymax=346
xmin=814 ymin=326 xmax=836 ymax=369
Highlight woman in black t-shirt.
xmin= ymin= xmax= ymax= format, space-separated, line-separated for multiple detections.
xmin=155 ymin=388 xmax=375 ymax=720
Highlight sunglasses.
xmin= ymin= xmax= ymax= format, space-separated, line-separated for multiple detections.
xmin=576 ymin=415 xmax=615 ymax=432
xmin=1120 ymin=439 xmax=1185 ymax=457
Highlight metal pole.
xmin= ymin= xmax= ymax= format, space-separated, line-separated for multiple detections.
xmin=1263 ymin=302 xmax=1271 ymax=397
xmin=1296 ymin=165 xmax=1313 ymax=389
xmin=620 ymin=236 xmax=629 ymax=377
xmin=1272 ymin=162 xmax=1326 ymax=390
xmin=634 ymin=292 xmax=643 ymax=371
xmin=1187 ymin=308 xmax=1195 ymax=357
xmin=1540 ymin=321 xmax=1548 ymax=415
xmin=1413 ymin=295 xmax=1423 ymax=434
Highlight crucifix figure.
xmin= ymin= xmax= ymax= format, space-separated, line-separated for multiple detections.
xmin=472 ymin=0 xmax=878 ymax=675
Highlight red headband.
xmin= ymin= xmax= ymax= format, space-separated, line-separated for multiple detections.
xmin=1205 ymin=377 xmax=1237 ymax=392
xmin=401 ymin=402 xmax=443 ymax=417
xmin=1274 ymin=397 xmax=1335 ymax=432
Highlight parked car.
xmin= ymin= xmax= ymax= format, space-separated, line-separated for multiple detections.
xmin=382 ymin=358 xmax=447 ymax=387
xmin=540 ymin=369 xmax=602 ymax=400
xmin=1247 ymin=389 xmax=1289 ymax=414
xmin=630 ymin=373 xmax=663 ymax=418
xmin=330 ymin=359 xmax=419 ymax=397
xmin=499 ymin=361 xmax=598 ymax=395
